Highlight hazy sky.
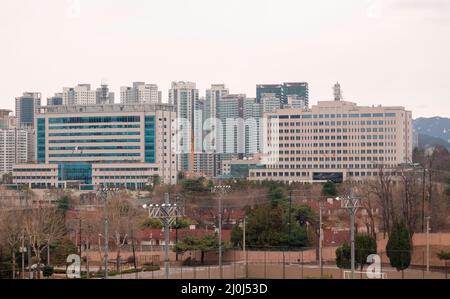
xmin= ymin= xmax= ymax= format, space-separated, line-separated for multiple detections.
xmin=1 ymin=0 xmax=449 ymax=117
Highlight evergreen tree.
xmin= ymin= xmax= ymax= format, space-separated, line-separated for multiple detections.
xmin=322 ymin=181 xmax=338 ymax=197
xmin=386 ymin=222 xmax=412 ymax=275
xmin=336 ymin=242 xmax=351 ymax=269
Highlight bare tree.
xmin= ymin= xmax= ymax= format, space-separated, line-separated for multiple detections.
xmin=370 ymin=166 xmax=396 ymax=238
xmin=0 ymin=209 xmax=25 ymax=279
xmin=23 ymin=205 xmax=65 ymax=278
xmin=107 ymin=192 xmax=140 ymax=272
xmin=397 ymin=166 xmax=422 ymax=236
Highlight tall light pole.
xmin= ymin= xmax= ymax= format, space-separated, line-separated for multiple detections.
xmin=212 ymin=185 xmax=231 ymax=279
xmin=143 ymin=193 xmax=184 ymax=279
xmin=338 ymin=193 xmax=361 ymax=279
xmin=97 ymin=187 xmax=118 ymax=279
xmin=426 ymin=216 xmax=431 ymax=272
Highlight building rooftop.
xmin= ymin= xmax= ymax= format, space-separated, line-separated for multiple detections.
xmin=37 ymin=103 xmax=176 ymax=115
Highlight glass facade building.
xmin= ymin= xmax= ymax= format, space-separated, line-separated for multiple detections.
xmin=13 ymin=104 xmax=177 ymax=189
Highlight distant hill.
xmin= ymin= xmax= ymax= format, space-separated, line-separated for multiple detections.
xmin=414 ymin=117 xmax=450 ymax=150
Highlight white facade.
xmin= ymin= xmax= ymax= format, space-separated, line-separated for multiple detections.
xmin=0 ymin=129 xmax=28 ymax=175
xmin=169 ymin=81 xmax=201 ymax=172
xmin=261 ymin=93 xmax=281 ymax=113
xmin=249 ymin=100 xmax=413 ymax=183
xmin=63 ymin=84 xmax=97 ymax=106
xmin=121 ymin=82 xmax=161 ymax=105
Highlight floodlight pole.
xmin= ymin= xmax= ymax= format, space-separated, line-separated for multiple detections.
xmin=143 ymin=193 xmax=184 ymax=280
xmin=340 ymin=193 xmax=361 ymax=280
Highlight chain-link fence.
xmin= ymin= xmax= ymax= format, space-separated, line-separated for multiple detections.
xmin=2 ymin=246 xmax=449 ymax=279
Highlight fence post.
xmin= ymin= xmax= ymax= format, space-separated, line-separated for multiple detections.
xmin=246 ymin=249 xmax=249 ymax=279
xmin=283 ymin=252 xmax=286 ymax=279
xmin=234 ymin=250 xmax=236 ymax=279
xmin=422 ymin=252 xmax=425 ymax=279
xmin=301 ymin=251 xmax=304 ymax=279
xmin=264 ymin=251 xmax=267 ymax=279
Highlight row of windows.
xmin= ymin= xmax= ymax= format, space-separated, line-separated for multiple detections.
xmin=49 ymin=146 xmax=141 ymax=151
xmin=251 ymin=171 xmax=394 ymax=178
xmin=49 ymin=139 xmax=141 ymax=144
xmin=13 ymin=168 xmax=55 ymax=172
xmin=274 ymin=113 xmax=397 ymax=119
xmin=94 ymin=176 xmax=150 ymax=180
xmin=277 ymin=142 xmax=390 ymax=148
xmin=49 ymin=132 xmax=141 ymax=137
xmin=49 ymin=153 xmax=142 ymax=158
xmin=95 ymin=168 xmax=158 ymax=172
xmin=14 ymin=176 xmax=55 ymax=180
xmin=48 ymin=116 xmax=141 ymax=124
xmin=48 ymin=124 xmax=141 ymax=130
xmin=275 ymin=155 xmax=394 ymax=161
xmin=276 ymin=121 xmax=390 ymax=127
xmin=265 ymin=163 xmax=390 ymax=169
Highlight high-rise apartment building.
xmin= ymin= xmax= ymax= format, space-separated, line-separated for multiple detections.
xmin=215 ymin=94 xmax=263 ymax=175
xmin=261 ymin=93 xmax=281 ymax=113
xmin=249 ymin=100 xmax=413 ymax=183
xmin=120 ymin=82 xmax=161 ymax=105
xmin=13 ymin=104 xmax=177 ymax=189
xmin=62 ymin=84 xmax=97 ymax=106
xmin=257 ymin=82 xmax=309 ymax=107
xmin=0 ymin=110 xmax=28 ymax=176
xmin=169 ymin=81 xmax=201 ymax=172
xmin=62 ymin=83 xmax=114 ymax=106
xmin=47 ymin=93 xmax=64 ymax=106
xmin=15 ymin=92 xmax=41 ymax=128
xmin=96 ymin=83 xmax=115 ymax=105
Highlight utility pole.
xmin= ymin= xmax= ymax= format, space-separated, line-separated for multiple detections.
xmin=427 ymin=220 xmax=430 ymax=272
xmin=98 ymin=187 xmax=117 ymax=279
xmin=27 ymin=240 xmax=31 ymax=279
xmin=288 ymin=191 xmax=293 ymax=248
xmin=143 ymin=193 xmax=184 ymax=279
xmin=163 ymin=194 xmax=170 ymax=279
xmin=319 ymin=202 xmax=323 ymax=277
xmin=422 ymin=168 xmax=426 ymax=233
xmin=79 ymin=218 xmax=82 ymax=256
xmin=175 ymin=195 xmax=179 ymax=262
xmin=212 ymin=185 xmax=231 ymax=279
xmin=21 ymin=229 xmax=25 ymax=279
xmin=104 ymin=191 xmax=109 ymax=279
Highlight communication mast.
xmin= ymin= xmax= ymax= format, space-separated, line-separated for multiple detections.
xmin=334 ymin=82 xmax=343 ymax=101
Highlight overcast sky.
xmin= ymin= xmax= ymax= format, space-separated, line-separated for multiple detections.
xmin=1 ymin=0 xmax=449 ymax=117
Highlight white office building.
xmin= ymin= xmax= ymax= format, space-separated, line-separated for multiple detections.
xmin=249 ymin=100 xmax=413 ymax=183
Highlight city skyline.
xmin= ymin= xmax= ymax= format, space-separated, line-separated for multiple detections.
xmin=1 ymin=0 xmax=449 ymax=118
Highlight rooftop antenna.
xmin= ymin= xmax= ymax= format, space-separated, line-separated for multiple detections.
xmin=334 ymin=82 xmax=343 ymax=101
